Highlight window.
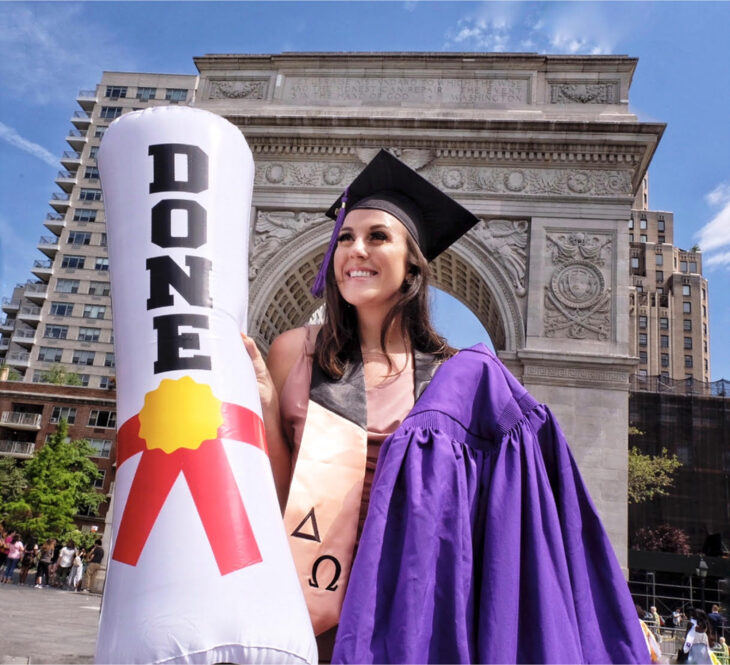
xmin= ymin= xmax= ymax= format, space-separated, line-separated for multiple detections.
xmin=655 ymin=254 xmax=664 ymax=266
xmin=83 ymin=304 xmax=106 ymax=319
xmin=44 ymin=324 xmax=68 ymax=339
xmin=61 ymin=255 xmax=85 ymax=269
xmin=628 ymin=218 xmax=634 ymax=230
xmin=88 ymin=281 xmax=110 ymax=296
xmin=657 ymin=286 xmax=664 ymax=295
xmin=79 ymin=188 xmax=102 ymax=201
xmin=88 ymin=410 xmax=116 ymax=428
xmin=657 ymin=220 xmax=665 ymax=232
xmin=49 ymin=301 xmax=73 ymax=316
xmin=636 ymin=283 xmax=644 ymax=293
xmin=44 ymin=433 xmax=71 ymax=444
xmin=660 ymin=317 xmax=669 ymax=330
xmin=639 ymin=351 xmax=647 ymax=364
xmin=660 ymin=335 xmax=669 ymax=348
xmin=77 ymin=374 xmax=90 ymax=387
xmin=630 ymin=234 xmax=634 ymax=242
xmin=94 ymin=126 xmax=107 ymax=138
xmin=680 ymin=261 xmax=688 ymax=272
xmin=68 ymin=231 xmax=91 ymax=245
xmin=639 ymin=316 xmax=647 ymax=330
xmin=88 ymin=438 xmax=112 ymax=457
xmin=684 ymin=337 xmax=693 ymax=350
xmin=105 ymin=86 xmax=127 ymax=99
xmin=640 ymin=235 xmax=647 ymax=243
xmin=631 ymin=257 xmax=640 ymax=269
xmin=684 ymin=355 xmax=693 ymax=368
xmin=99 ymin=106 xmax=122 ymax=119
xmin=165 ymin=88 xmax=188 ymax=102
xmin=88 ymin=146 xmax=99 ymax=159
xmin=78 ymin=326 xmax=100 ymax=342
xmin=72 ymin=349 xmax=95 ymax=365
xmin=639 ymin=333 xmax=647 ymax=347
xmin=50 ymin=406 xmax=76 ymax=424
xmin=661 ymin=353 xmax=669 ymax=368
xmin=703 ymin=305 xmax=707 ymax=318
xmin=55 ymin=279 xmax=79 ymax=294
xmin=656 ymin=271 xmax=664 ymax=282
xmin=690 ymin=262 xmax=698 ymax=273
xmin=683 ymin=302 xmax=691 ymax=314
xmin=38 ymin=346 xmax=63 ymax=362
xmin=100 ymin=233 xmax=107 ymax=247
xmin=661 ymin=371 xmax=669 ymax=380
xmin=702 ymin=288 xmax=706 ymax=301
xmin=638 ymin=369 xmax=648 ymax=378
xmin=703 ymin=323 xmax=708 ymax=336
xmin=640 ymin=218 xmax=647 ymax=230
xmin=104 ymin=352 xmax=115 ymax=367
xmin=658 ymin=235 xmax=665 ymax=244
xmin=137 ymin=86 xmax=157 ymax=101
xmin=94 ymin=470 xmax=106 ymax=488
xmin=84 ymin=166 xmax=100 ymax=180
xmin=94 ymin=257 xmax=109 ymax=271
xmin=73 ymin=208 xmax=97 ymax=222
xmin=682 ymin=284 xmax=691 ymax=296
xmin=99 ymin=376 xmax=113 ymax=389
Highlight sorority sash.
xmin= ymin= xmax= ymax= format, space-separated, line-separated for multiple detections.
xmin=283 ymin=337 xmax=441 ymax=635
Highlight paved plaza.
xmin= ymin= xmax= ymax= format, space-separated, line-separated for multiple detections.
xmin=0 ymin=577 xmax=100 ymax=664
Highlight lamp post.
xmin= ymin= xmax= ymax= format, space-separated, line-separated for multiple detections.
xmin=695 ymin=556 xmax=709 ymax=612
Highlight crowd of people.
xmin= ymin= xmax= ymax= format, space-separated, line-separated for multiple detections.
xmin=0 ymin=526 xmax=104 ymax=593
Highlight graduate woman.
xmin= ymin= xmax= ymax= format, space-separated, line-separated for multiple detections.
xmin=244 ymin=150 xmax=649 ymax=664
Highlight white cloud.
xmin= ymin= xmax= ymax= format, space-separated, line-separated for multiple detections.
xmin=0 ymin=3 xmax=136 ymax=106
xmin=0 ymin=121 xmax=57 ymax=167
xmin=696 ymin=181 xmax=730 ymax=261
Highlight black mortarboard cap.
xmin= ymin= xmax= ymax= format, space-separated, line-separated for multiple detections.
xmin=311 ymin=149 xmax=480 ymax=296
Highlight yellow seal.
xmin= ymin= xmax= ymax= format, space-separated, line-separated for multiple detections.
xmin=138 ymin=377 xmax=223 ymax=454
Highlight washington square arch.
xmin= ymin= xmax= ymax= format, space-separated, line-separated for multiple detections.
xmin=192 ymin=52 xmax=664 ymax=570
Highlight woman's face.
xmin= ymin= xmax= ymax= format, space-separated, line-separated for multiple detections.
xmin=333 ymin=208 xmax=410 ymax=314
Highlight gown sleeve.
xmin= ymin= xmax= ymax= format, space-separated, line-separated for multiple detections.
xmin=332 ymin=347 xmax=649 ymax=664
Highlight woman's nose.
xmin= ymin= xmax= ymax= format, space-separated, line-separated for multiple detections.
xmin=349 ymin=236 xmax=367 ymax=257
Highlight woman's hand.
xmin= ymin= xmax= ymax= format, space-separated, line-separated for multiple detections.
xmin=241 ymin=334 xmax=277 ymax=409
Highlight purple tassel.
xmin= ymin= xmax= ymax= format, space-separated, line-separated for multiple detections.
xmin=311 ymin=187 xmax=349 ymax=298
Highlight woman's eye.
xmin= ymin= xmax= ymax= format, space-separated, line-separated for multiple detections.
xmin=337 ymin=232 xmax=353 ymax=243
xmin=370 ymin=231 xmax=388 ymax=241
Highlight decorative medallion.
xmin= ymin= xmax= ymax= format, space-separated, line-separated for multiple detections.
xmin=442 ymin=168 xmax=464 ymax=189
xmin=550 ymin=261 xmax=605 ymax=310
xmin=323 ymin=165 xmax=344 ymax=186
xmin=567 ymin=171 xmax=591 ymax=194
xmin=265 ymin=164 xmax=285 ymax=184
xmin=504 ymin=170 xmax=527 ymax=192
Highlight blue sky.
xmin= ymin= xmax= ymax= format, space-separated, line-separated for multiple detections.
xmin=0 ymin=1 xmax=728 ymax=378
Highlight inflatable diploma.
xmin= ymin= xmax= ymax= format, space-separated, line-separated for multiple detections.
xmin=95 ymin=107 xmax=317 ymax=664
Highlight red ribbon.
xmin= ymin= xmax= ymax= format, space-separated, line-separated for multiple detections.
xmin=112 ymin=402 xmax=268 ymax=575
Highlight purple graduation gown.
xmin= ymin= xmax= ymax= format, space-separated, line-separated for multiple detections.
xmin=332 ymin=345 xmax=649 ymax=664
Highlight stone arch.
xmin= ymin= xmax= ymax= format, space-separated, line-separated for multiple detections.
xmin=248 ymin=218 xmax=524 ymax=355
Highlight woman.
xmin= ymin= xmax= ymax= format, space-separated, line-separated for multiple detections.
xmin=245 ymin=150 xmax=649 ymax=664
xmin=34 ymin=538 xmax=55 ymax=588
xmin=1 ymin=534 xmax=24 ymax=583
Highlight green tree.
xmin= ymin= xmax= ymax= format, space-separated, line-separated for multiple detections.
xmin=0 ymin=364 xmax=21 ymax=381
xmin=2 ymin=420 xmax=103 ymax=540
xmin=628 ymin=446 xmax=682 ymax=504
xmin=0 ymin=456 xmax=27 ymax=504
xmin=40 ymin=364 xmax=82 ymax=386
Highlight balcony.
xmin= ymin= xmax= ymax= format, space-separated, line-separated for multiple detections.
xmin=17 ymin=306 xmax=41 ymax=325
xmin=0 ymin=440 xmax=36 ymax=459
xmin=23 ymin=282 xmax=47 ymax=303
xmin=38 ymin=235 xmax=60 ymax=258
xmin=3 ymin=351 xmax=31 ymax=368
xmin=1 ymin=298 xmax=20 ymax=313
xmin=0 ymin=338 xmax=8 ymax=351
xmin=31 ymin=259 xmax=53 ymax=281
xmin=55 ymin=170 xmax=77 ymax=192
xmin=49 ymin=192 xmax=70 ymax=213
xmin=66 ymin=128 xmax=87 ymax=149
xmin=76 ymin=89 xmax=97 ymax=111
xmin=44 ymin=213 xmax=66 ymax=235
xmin=71 ymin=110 xmax=91 ymax=128
xmin=60 ymin=150 xmax=82 ymax=171
xmin=11 ymin=328 xmax=35 ymax=348
xmin=0 ymin=318 xmax=15 ymax=332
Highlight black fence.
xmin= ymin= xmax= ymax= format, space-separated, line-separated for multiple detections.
xmin=631 ymin=375 xmax=730 ymax=398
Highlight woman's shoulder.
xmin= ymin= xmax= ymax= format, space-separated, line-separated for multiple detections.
xmin=268 ymin=325 xmax=321 ymax=392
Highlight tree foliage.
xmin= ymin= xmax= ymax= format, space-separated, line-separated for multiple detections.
xmin=0 ymin=457 xmax=27 ymax=504
xmin=1 ymin=420 xmax=102 ymax=540
xmin=628 ymin=446 xmax=682 ymax=504
xmin=40 ymin=363 xmax=82 ymax=386
xmin=0 ymin=364 xmax=22 ymax=381
xmin=632 ymin=524 xmax=692 ymax=554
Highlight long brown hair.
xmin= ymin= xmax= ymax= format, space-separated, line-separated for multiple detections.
xmin=315 ymin=231 xmax=455 ymax=379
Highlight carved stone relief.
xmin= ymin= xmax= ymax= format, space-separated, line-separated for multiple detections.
xmin=420 ymin=165 xmax=632 ymax=197
xmin=249 ymin=210 xmax=329 ymax=280
xmin=470 ymin=219 xmax=529 ymax=296
xmin=550 ymin=82 xmax=619 ymax=104
xmin=255 ymin=161 xmax=363 ymax=188
xmin=207 ymin=79 xmax=267 ymax=100
xmin=281 ymin=76 xmax=529 ymax=106
xmin=544 ymin=231 xmax=613 ymax=341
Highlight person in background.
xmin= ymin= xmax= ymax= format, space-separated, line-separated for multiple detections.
xmin=55 ymin=539 xmax=76 ymax=588
xmin=68 ymin=547 xmax=85 ymax=591
xmin=18 ymin=542 xmax=37 ymax=586
xmin=80 ymin=538 xmax=104 ymax=593
xmin=1 ymin=534 xmax=24 ymax=583
xmin=34 ymin=538 xmax=56 ymax=588
xmin=709 ymin=605 xmax=726 ymax=638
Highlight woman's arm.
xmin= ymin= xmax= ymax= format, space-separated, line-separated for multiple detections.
xmin=242 ymin=328 xmax=307 ymax=512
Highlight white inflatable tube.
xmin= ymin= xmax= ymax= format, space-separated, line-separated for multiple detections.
xmin=96 ymin=106 xmax=316 ymax=664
